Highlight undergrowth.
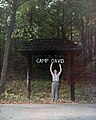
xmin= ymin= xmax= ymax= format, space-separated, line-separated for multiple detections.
xmin=0 ymin=80 xmax=96 ymax=103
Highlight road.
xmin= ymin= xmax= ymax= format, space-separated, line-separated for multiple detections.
xmin=0 ymin=104 xmax=96 ymax=120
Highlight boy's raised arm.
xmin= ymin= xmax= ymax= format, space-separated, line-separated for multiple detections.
xmin=50 ymin=63 xmax=53 ymax=75
xmin=59 ymin=63 xmax=62 ymax=75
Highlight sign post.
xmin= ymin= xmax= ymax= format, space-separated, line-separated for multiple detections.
xmin=70 ymin=55 xmax=75 ymax=101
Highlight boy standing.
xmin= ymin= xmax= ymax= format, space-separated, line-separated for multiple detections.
xmin=50 ymin=63 xmax=62 ymax=102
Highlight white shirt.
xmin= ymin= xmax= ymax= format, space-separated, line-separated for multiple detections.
xmin=52 ymin=72 xmax=60 ymax=82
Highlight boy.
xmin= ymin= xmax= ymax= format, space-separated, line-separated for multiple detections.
xmin=50 ymin=63 xmax=62 ymax=102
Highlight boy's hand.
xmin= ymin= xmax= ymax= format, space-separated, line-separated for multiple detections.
xmin=59 ymin=63 xmax=61 ymax=66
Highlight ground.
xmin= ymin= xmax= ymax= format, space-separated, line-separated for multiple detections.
xmin=0 ymin=79 xmax=96 ymax=104
xmin=0 ymin=104 xmax=96 ymax=120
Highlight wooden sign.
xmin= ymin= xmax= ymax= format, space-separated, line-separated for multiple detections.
xmin=33 ymin=58 xmax=65 ymax=64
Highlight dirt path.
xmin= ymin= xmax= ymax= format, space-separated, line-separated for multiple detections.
xmin=0 ymin=104 xmax=96 ymax=120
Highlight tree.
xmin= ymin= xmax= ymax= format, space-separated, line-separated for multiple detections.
xmin=0 ymin=0 xmax=96 ymax=89
xmin=0 ymin=0 xmax=25 ymax=93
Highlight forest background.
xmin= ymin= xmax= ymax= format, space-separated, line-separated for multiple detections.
xmin=0 ymin=0 xmax=96 ymax=103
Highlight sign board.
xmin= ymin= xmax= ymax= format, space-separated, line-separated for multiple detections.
xmin=33 ymin=58 xmax=65 ymax=64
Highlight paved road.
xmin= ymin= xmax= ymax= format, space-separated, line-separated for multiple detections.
xmin=0 ymin=104 xmax=96 ymax=120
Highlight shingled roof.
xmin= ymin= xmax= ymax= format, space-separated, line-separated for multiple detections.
xmin=18 ymin=38 xmax=82 ymax=56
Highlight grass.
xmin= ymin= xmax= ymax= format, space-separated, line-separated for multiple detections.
xmin=0 ymin=79 xmax=96 ymax=104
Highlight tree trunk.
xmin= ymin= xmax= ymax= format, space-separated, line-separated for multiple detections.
xmin=80 ymin=18 xmax=87 ymax=81
xmin=0 ymin=0 xmax=19 ymax=93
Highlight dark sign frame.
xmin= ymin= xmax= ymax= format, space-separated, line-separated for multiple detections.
xmin=18 ymin=38 xmax=82 ymax=101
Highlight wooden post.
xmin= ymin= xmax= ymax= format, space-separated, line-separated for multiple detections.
xmin=70 ymin=55 xmax=75 ymax=101
xmin=26 ymin=55 xmax=32 ymax=99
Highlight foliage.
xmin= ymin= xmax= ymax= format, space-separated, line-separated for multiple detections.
xmin=0 ymin=0 xmax=96 ymax=62
xmin=0 ymin=79 xmax=96 ymax=103
xmin=14 ymin=0 xmax=83 ymax=40
xmin=0 ymin=0 xmax=96 ymax=96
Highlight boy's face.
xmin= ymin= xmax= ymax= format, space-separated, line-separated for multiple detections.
xmin=54 ymin=70 xmax=57 ymax=74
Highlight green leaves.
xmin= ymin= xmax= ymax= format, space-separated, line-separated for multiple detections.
xmin=14 ymin=0 xmax=88 ymax=40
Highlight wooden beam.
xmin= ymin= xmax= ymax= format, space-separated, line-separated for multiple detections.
xmin=70 ymin=55 xmax=75 ymax=101
xmin=26 ymin=55 xmax=32 ymax=99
